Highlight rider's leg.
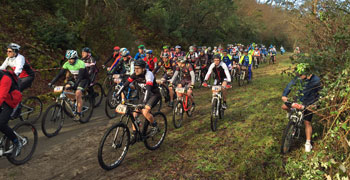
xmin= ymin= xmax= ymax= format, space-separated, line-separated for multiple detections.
xmin=248 ymin=65 xmax=252 ymax=81
xmin=187 ymin=87 xmax=194 ymax=105
xmin=222 ymin=81 xmax=227 ymax=102
xmin=176 ymin=84 xmax=183 ymax=98
xmin=304 ymin=111 xmax=313 ymax=142
xmin=142 ymin=105 xmax=154 ymax=124
xmin=0 ymin=103 xmax=17 ymax=142
xmin=18 ymin=76 xmax=34 ymax=92
xmin=75 ymin=89 xmax=83 ymax=113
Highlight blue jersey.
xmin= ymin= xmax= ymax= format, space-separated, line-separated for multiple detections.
xmin=221 ymin=55 xmax=232 ymax=67
xmin=134 ymin=52 xmax=146 ymax=60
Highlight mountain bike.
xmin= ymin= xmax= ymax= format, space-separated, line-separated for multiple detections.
xmin=157 ymin=79 xmax=171 ymax=104
xmin=0 ymin=121 xmax=38 ymax=165
xmin=89 ymin=82 xmax=103 ymax=108
xmin=41 ymin=85 xmax=94 ymax=137
xmin=207 ymin=85 xmax=225 ymax=132
xmin=281 ymin=101 xmax=306 ymax=154
xmin=172 ymin=87 xmax=195 ymax=128
xmin=11 ymin=96 xmax=43 ymax=124
xmin=231 ymin=63 xmax=239 ymax=82
xmin=102 ymin=71 xmax=114 ymax=96
xmin=98 ymin=103 xmax=167 ymax=170
xmin=194 ymin=65 xmax=202 ymax=89
xmin=238 ymin=66 xmax=250 ymax=86
xmin=253 ymin=56 xmax=259 ymax=69
xmin=269 ymin=53 xmax=276 ymax=64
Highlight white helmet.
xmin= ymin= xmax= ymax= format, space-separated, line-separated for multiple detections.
xmin=7 ymin=43 xmax=21 ymax=52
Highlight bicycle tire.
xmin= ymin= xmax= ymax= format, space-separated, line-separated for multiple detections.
xmin=102 ymin=76 xmax=113 ymax=97
xmin=79 ymin=95 xmax=94 ymax=123
xmin=41 ymin=104 xmax=64 ymax=138
xmin=105 ymin=86 xmax=119 ymax=119
xmin=98 ymin=122 xmax=130 ymax=170
xmin=20 ymin=96 xmax=43 ymax=124
xmin=143 ymin=112 xmax=167 ymax=150
xmin=281 ymin=121 xmax=297 ymax=154
xmin=92 ymin=83 xmax=104 ymax=108
xmin=211 ymin=99 xmax=218 ymax=132
xmin=5 ymin=121 xmax=38 ymax=165
xmin=172 ymin=101 xmax=184 ymax=128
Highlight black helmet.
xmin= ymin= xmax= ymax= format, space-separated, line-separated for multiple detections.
xmin=82 ymin=47 xmax=91 ymax=53
xmin=134 ymin=60 xmax=146 ymax=68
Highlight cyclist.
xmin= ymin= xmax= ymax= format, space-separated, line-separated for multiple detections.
xmin=202 ymin=54 xmax=231 ymax=109
xmin=0 ymin=43 xmax=35 ymax=92
xmin=103 ymin=46 xmax=120 ymax=69
xmin=143 ymin=50 xmax=157 ymax=71
xmin=116 ymin=60 xmax=160 ymax=142
xmin=0 ymin=70 xmax=23 ymax=158
xmin=172 ymin=45 xmax=185 ymax=62
xmin=48 ymin=50 xmax=89 ymax=121
xmin=160 ymin=45 xmax=171 ymax=59
xmin=281 ymin=63 xmax=321 ymax=152
xmin=196 ymin=49 xmax=209 ymax=75
xmin=134 ymin=45 xmax=146 ymax=60
xmin=221 ymin=50 xmax=232 ymax=70
xmin=253 ymin=47 xmax=261 ymax=67
xmin=280 ymin=46 xmax=285 ymax=55
xmin=168 ymin=56 xmax=195 ymax=108
xmin=239 ymin=49 xmax=253 ymax=82
xmin=81 ymin=47 xmax=97 ymax=85
xmin=153 ymin=52 xmax=175 ymax=83
xmin=269 ymin=46 xmax=277 ymax=63
xmin=120 ymin=50 xmax=135 ymax=76
xmin=186 ymin=46 xmax=198 ymax=66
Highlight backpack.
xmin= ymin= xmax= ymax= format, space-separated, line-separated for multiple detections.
xmin=0 ymin=70 xmax=19 ymax=92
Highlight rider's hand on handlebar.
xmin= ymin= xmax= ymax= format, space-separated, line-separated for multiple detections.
xmin=48 ymin=83 xmax=53 ymax=88
xmin=189 ymin=85 xmax=194 ymax=90
xmin=102 ymin=65 xmax=106 ymax=69
xmin=282 ymin=96 xmax=288 ymax=102
xmin=202 ymin=82 xmax=208 ymax=87
xmin=226 ymin=84 xmax=232 ymax=89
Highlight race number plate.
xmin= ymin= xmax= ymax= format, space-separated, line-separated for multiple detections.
xmin=212 ymin=86 xmax=222 ymax=92
xmin=54 ymin=86 xmax=64 ymax=93
xmin=115 ymin=104 xmax=127 ymax=114
xmin=195 ymin=66 xmax=201 ymax=70
xmin=176 ymin=87 xmax=185 ymax=93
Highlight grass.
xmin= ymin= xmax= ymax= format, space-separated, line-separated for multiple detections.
xmin=112 ymin=53 xmax=301 ymax=179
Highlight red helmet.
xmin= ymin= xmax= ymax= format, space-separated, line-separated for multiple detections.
xmin=113 ymin=46 xmax=120 ymax=51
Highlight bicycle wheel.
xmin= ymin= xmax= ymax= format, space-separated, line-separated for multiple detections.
xmin=80 ymin=95 xmax=94 ymax=123
xmin=20 ymin=96 xmax=43 ymax=124
xmin=92 ymin=83 xmax=103 ymax=108
xmin=211 ymin=99 xmax=218 ymax=132
xmin=5 ymin=121 xmax=38 ymax=165
xmin=238 ymin=72 xmax=244 ymax=86
xmin=102 ymin=76 xmax=113 ymax=97
xmin=281 ymin=121 xmax=297 ymax=154
xmin=172 ymin=101 xmax=184 ymax=128
xmin=41 ymin=104 xmax=64 ymax=137
xmin=98 ymin=122 xmax=130 ymax=170
xmin=105 ymin=86 xmax=119 ymax=119
xmin=186 ymin=97 xmax=195 ymax=117
xmin=143 ymin=112 xmax=167 ymax=150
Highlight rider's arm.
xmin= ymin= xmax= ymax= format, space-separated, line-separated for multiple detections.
xmin=104 ymin=54 xmax=114 ymax=66
xmin=169 ymin=70 xmax=179 ymax=84
xmin=249 ymin=55 xmax=253 ymax=65
xmin=222 ymin=63 xmax=231 ymax=82
xmin=14 ymin=55 xmax=25 ymax=76
xmin=130 ymin=59 xmax=135 ymax=75
xmin=88 ymin=57 xmax=96 ymax=75
xmin=204 ymin=63 xmax=215 ymax=81
xmin=50 ymin=69 xmax=68 ymax=84
xmin=143 ymin=71 xmax=155 ymax=104
xmin=74 ymin=68 xmax=88 ymax=88
xmin=239 ymin=56 xmax=244 ymax=64
xmin=134 ymin=53 xmax=140 ymax=60
xmin=152 ymin=60 xmax=162 ymax=74
xmin=282 ymin=78 xmax=297 ymax=97
xmin=0 ymin=58 xmax=9 ymax=70
xmin=190 ymin=71 xmax=195 ymax=86
xmin=0 ymin=75 xmax=12 ymax=106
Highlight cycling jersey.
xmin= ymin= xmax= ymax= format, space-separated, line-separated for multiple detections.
xmin=0 ymin=53 xmax=34 ymax=78
xmin=221 ymin=55 xmax=232 ymax=68
xmin=204 ymin=62 xmax=231 ymax=83
xmin=239 ymin=55 xmax=252 ymax=66
xmin=122 ymin=70 xmax=160 ymax=107
xmin=172 ymin=51 xmax=185 ymax=62
xmin=196 ymin=54 xmax=209 ymax=67
xmin=143 ymin=56 xmax=157 ymax=71
xmin=134 ymin=52 xmax=146 ymax=61
xmin=170 ymin=63 xmax=195 ymax=85
xmin=104 ymin=53 xmax=119 ymax=66
xmin=121 ymin=57 xmax=134 ymax=76
xmin=186 ymin=52 xmax=198 ymax=65
xmin=253 ymin=50 xmax=261 ymax=56
xmin=153 ymin=59 xmax=175 ymax=74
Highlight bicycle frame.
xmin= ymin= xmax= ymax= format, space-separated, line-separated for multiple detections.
xmin=0 ymin=131 xmax=27 ymax=156
xmin=211 ymin=89 xmax=222 ymax=116
xmin=176 ymin=89 xmax=192 ymax=112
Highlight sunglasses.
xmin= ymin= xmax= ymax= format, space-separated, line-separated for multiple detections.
xmin=7 ymin=50 xmax=13 ymax=53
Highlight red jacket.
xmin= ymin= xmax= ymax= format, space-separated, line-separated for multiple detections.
xmin=0 ymin=71 xmax=22 ymax=108
xmin=143 ymin=56 xmax=158 ymax=71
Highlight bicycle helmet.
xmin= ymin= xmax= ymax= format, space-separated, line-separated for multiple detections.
xmin=134 ymin=59 xmax=146 ymax=68
xmin=175 ymin=45 xmax=181 ymax=49
xmin=121 ymin=50 xmax=130 ymax=57
xmin=82 ymin=47 xmax=91 ymax=53
xmin=163 ymin=45 xmax=169 ymax=49
xmin=113 ymin=46 xmax=120 ymax=51
xmin=65 ymin=50 xmax=78 ymax=59
xmin=146 ymin=50 xmax=153 ymax=54
xmin=120 ymin=47 xmax=127 ymax=53
xmin=7 ymin=43 xmax=21 ymax=53
xmin=138 ymin=45 xmax=145 ymax=49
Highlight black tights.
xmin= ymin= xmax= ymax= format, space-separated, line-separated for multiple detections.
xmin=0 ymin=103 xmax=17 ymax=142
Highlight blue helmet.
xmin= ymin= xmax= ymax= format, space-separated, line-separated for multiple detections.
xmin=66 ymin=50 xmax=78 ymax=59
